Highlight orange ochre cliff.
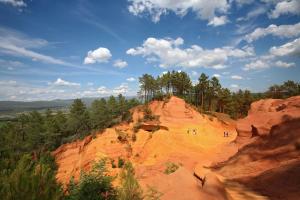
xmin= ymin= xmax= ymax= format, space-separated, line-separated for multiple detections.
xmin=52 ymin=96 xmax=300 ymax=200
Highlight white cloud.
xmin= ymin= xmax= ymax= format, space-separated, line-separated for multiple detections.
xmin=230 ymin=84 xmax=239 ymax=88
xmin=52 ymin=78 xmax=80 ymax=87
xmin=269 ymin=37 xmax=300 ymax=57
xmin=245 ymin=23 xmax=300 ymax=43
xmin=269 ymin=0 xmax=300 ymax=19
xmin=0 ymin=0 xmax=26 ymax=7
xmin=237 ymin=6 xmax=266 ymax=21
xmin=208 ymin=16 xmax=229 ymax=26
xmin=97 ymin=86 xmax=109 ymax=95
xmin=127 ymin=37 xmax=254 ymax=69
xmin=244 ymin=59 xmax=270 ymax=71
xmin=231 ymin=75 xmax=243 ymax=80
xmin=84 ymin=47 xmax=112 ymax=64
xmin=212 ymin=74 xmax=221 ymax=78
xmin=128 ymin=0 xmax=229 ymax=24
xmin=113 ymin=83 xmax=129 ymax=94
xmin=235 ymin=0 xmax=254 ymax=7
xmin=243 ymin=54 xmax=296 ymax=71
xmin=0 ymin=27 xmax=73 ymax=66
xmin=0 ymin=80 xmax=135 ymax=101
xmin=274 ymin=60 xmax=295 ymax=68
xmin=126 ymin=77 xmax=136 ymax=82
xmin=113 ymin=59 xmax=128 ymax=68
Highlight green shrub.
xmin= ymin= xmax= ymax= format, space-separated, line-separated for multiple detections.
xmin=118 ymin=162 xmax=143 ymax=200
xmin=65 ymin=159 xmax=117 ymax=200
xmin=144 ymin=186 xmax=163 ymax=200
xmin=111 ymin=159 xmax=116 ymax=168
xmin=133 ymin=121 xmax=142 ymax=133
xmin=143 ymin=107 xmax=157 ymax=121
xmin=118 ymin=157 xmax=125 ymax=168
xmin=164 ymin=162 xmax=179 ymax=175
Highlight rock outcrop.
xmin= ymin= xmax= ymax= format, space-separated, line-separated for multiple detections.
xmin=214 ymin=96 xmax=300 ymax=200
xmin=53 ymin=96 xmax=237 ymax=199
xmin=235 ymin=96 xmax=300 ymax=146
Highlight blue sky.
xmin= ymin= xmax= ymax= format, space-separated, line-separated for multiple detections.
xmin=0 ymin=0 xmax=299 ymax=101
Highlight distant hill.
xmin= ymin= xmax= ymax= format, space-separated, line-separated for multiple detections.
xmin=0 ymin=96 xmax=137 ymax=118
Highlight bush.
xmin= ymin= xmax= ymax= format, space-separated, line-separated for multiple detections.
xmin=144 ymin=186 xmax=163 ymax=200
xmin=65 ymin=159 xmax=117 ymax=200
xmin=133 ymin=121 xmax=142 ymax=133
xmin=118 ymin=157 xmax=125 ymax=168
xmin=143 ymin=107 xmax=157 ymax=121
xmin=116 ymin=129 xmax=128 ymax=143
xmin=111 ymin=159 xmax=116 ymax=168
xmin=164 ymin=162 xmax=179 ymax=175
xmin=118 ymin=162 xmax=143 ymax=200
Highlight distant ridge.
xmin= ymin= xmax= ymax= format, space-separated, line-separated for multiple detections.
xmin=0 ymin=96 xmax=137 ymax=117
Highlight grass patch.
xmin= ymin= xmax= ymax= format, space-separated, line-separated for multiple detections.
xmin=164 ymin=162 xmax=180 ymax=175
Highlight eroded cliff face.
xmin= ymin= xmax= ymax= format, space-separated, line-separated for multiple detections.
xmin=53 ymin=96 xmax=300 ymax=200
xmin=235 ymin=96 xmax=300 ymax=146
xmin=214 ymin=96 xmax=300 ymax=200
xmin=53 ymin=96 xmax=237 ymax=200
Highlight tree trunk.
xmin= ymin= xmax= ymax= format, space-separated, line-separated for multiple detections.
xmin=201 ymin=91 xmax=204 ymax=111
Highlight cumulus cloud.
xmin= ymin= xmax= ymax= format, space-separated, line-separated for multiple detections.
xmin=113 ymin=59 xmax=128 ymax=68
xmin=274 ymin=60 xmax=295 ymax=68
xmin=207 ymin=16 xmax=229 ymax=26
xmin=113 ymin=83 xmax=129 ymax=94
xmin=269 ymin=0 xmax=300 ymax=19
xmin=84 ymin=47 xmax=112 ymax=64
xmin=230 ymin=84 xmax=239 ymax=88
xmin=126 ymin=77 xmax=136 ymax=82
xmin=126 ymin=37 xmax=254 ymax=69
xmin=52 ymin=78 xmax=80 ymax=87
xmin=0 ymin=27 xmax=73 ymax=66
xmin=231 ymin=75 xmax=243 ymax=80
xmin=0 ymin=0 xmax=26 ymax=7
xmin=244 ymin=59 xmax=269 ymax=71
xmin=269 ymin=37 xmax=300 ymax=57
xmin=212 ymin=74 xmax=221 ymax=78
xmin=244 ymin=55 xmax=296 ymax=71
xmin=127 ymin=0 xmax=229 ymax=24
xmin=245 ymin=23 xmax=300 ymax=43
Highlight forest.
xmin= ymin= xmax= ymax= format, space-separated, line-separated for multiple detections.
xmin=138 ymin=71 xmax=300 ymax=118
xmin=0 ymin=71 xmax=300 ymax=200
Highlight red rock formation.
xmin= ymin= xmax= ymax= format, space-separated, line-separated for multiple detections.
xmin=235 ymin=96 xmax=300 ymax=146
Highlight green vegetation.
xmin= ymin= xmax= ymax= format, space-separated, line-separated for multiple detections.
xmin=118 ymin=157 xmax=125 ymax=168
xmin=118 ymin=162 xmax=144 ymax=200
xmin=65 ymin=159 xmax=117 ymax=200
xmin=138 ymin=71 xmax=300 ymax=118
xmin=0 ymin=94 xmax=140 ymax=199
xmin=164 ymin=162 xmax=180 ymax=175
xmin=0 ymin=153 xmax=63 ymax=200
xmin=143 ymin=106 xmax=158 ymax=121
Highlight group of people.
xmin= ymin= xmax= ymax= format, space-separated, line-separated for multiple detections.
xmin=186 ymin=128 xmax=230 ymax=137
xmin=223 ymin=131 xmax=230 ymax=137
xmin=187 ymin=128 xmax=198 ymax=135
